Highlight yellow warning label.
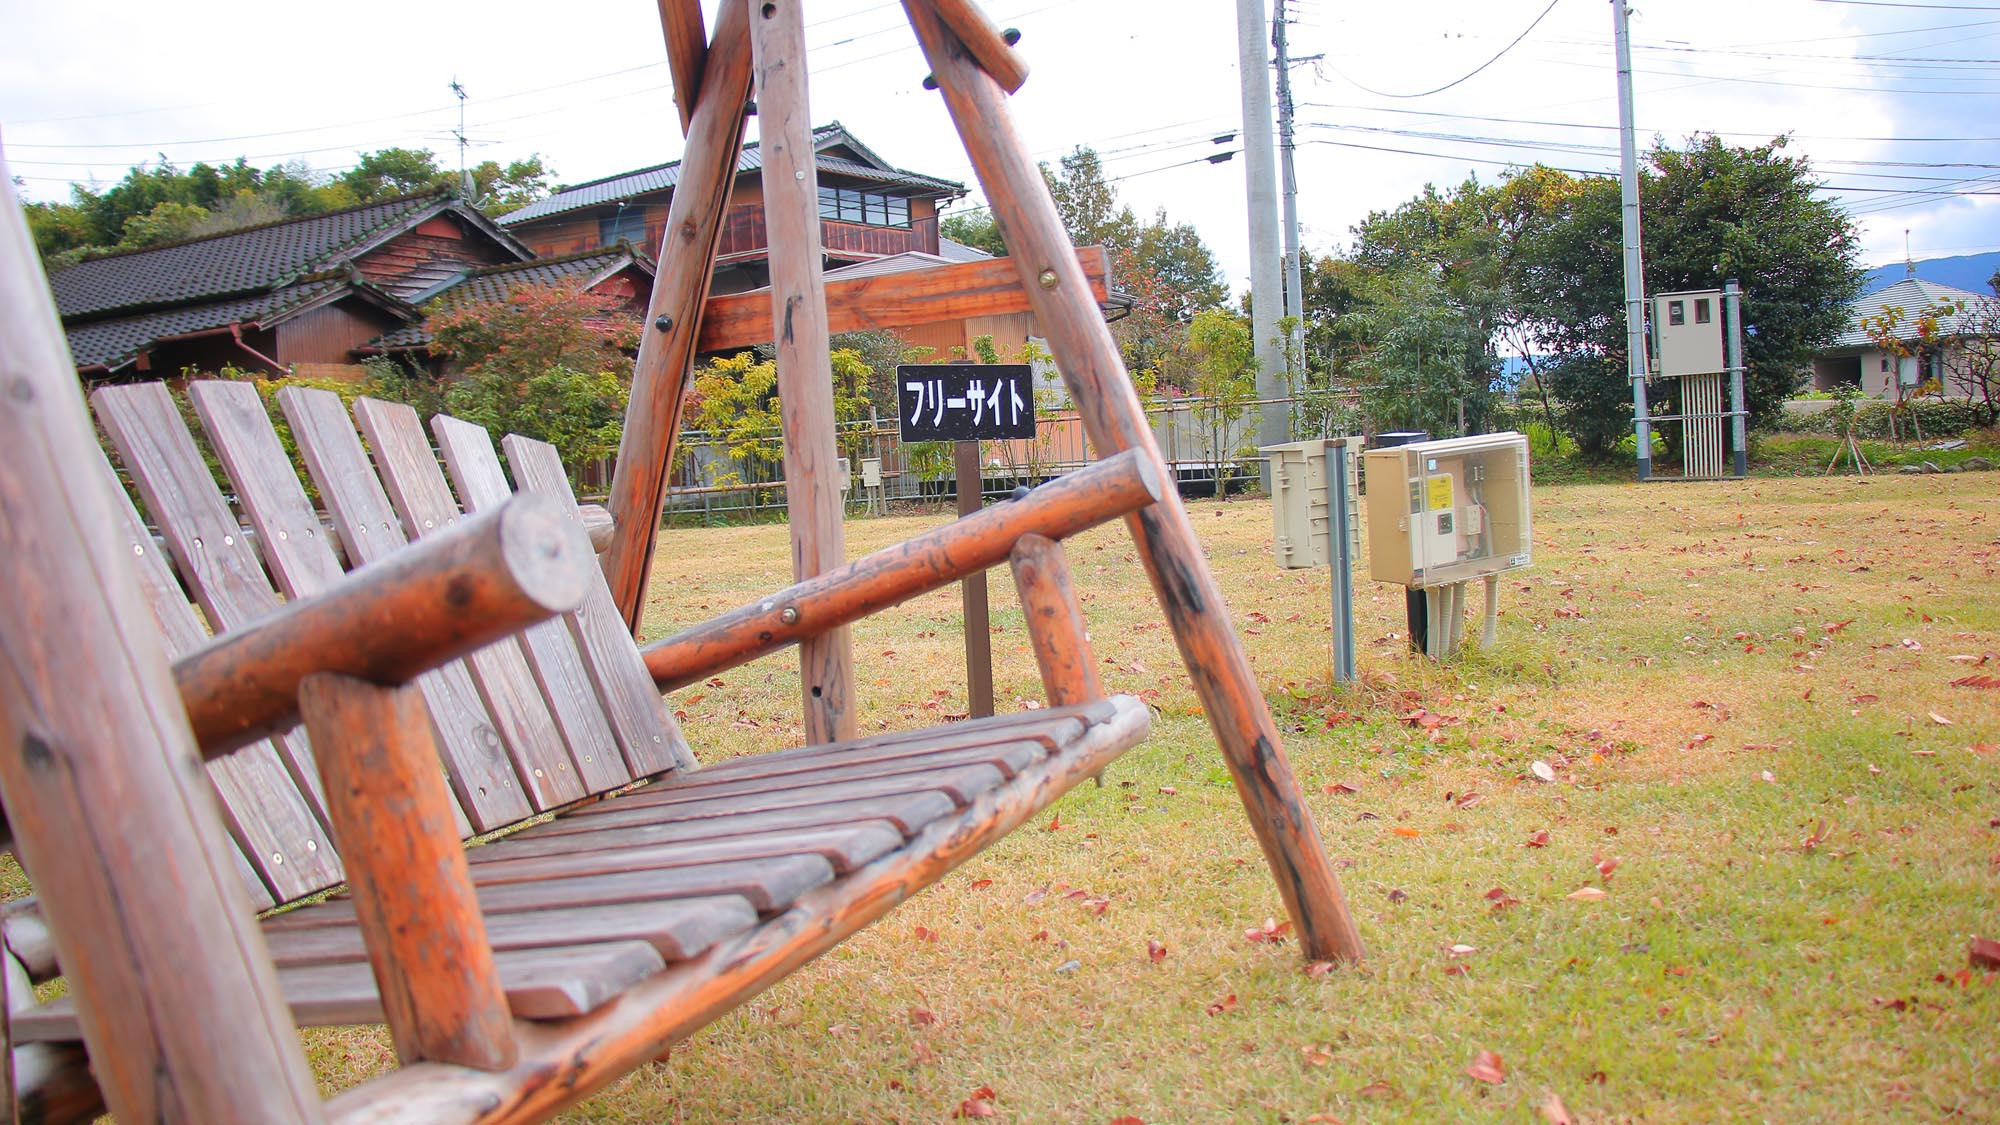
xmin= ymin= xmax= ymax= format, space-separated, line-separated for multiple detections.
xmin=1426 ymin=474 xmax=1454 ymax=511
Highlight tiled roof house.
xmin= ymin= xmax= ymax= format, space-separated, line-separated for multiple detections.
xmin=1809 ymin=274 xmax=1994 ymax=399
xmin=499 ymin=122 xmax=965 ymax=294
xmin=50 ymin=193 xmax=533 ymax=379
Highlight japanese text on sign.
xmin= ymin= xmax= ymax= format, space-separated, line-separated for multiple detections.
xmin=895 ymin=364 xmax=1037 ymax=442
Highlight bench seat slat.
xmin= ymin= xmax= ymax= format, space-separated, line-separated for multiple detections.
xmin=466 ymin=822 xmax=904 ymax=885
xmin=578 ymin=742 xmax=1046 ymax=811
xmin=470 ymin=792 xmax=957 ymax=860
xmin=261 ymin=898 xmax=758 ymax=968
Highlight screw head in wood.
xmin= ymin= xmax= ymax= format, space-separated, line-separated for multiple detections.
xmin=1003 ymin=27 xmax=1022 ymax=46
xmin=922 ymin=74 xmax=939 ymax=90
xmin=780 ymin=606 xmax=800 ymax=625
xmin=654 ymin=315 xmax=674 ymax=333
xmin=1038 ymin=269 xmax=1058 ymax=289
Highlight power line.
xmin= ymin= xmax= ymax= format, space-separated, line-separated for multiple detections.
xmin=1325 ymin=0 xmax=1563 ymax=99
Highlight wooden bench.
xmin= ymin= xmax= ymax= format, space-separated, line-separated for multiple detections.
xmin=0 ymin=2 xmax=1364 ymax=1120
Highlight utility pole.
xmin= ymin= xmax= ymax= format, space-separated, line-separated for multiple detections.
xmin=1611 ymin=0 xmax=1651 ymax=480
xmin=450 ymin=79 xmax=474 ymax=201
xmin=1239 ymin=0 xmax=1287 ymax=488
xmin=1273 ymin=0 xmax=1318 ymax=401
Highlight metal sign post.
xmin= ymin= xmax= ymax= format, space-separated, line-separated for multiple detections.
xmin=898 ymin=364 xmax=1039 ymax=720
xmin=1325 ymin=439 xmax=1357 ymax=683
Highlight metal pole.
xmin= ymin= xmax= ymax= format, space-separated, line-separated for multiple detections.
xmin=1326 ymin=439 xmax=1355 ymax=683
xmin=1238 ymin=0 xmax=1287 ymax=487
xmin=1274 ymin=0 xmax=1308 ymax=395
xmin=1612 ymin=0 xmax=1652 ymax=480
xmin=1724 ymin=278 xmax=1747 ymax=477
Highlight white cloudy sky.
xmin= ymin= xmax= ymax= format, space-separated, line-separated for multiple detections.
xmin=4 ymin=0 xmax=1996 ymax=296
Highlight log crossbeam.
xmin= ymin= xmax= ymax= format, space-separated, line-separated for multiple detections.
xmin=643 ymin=449 xmax=1160 ymax=693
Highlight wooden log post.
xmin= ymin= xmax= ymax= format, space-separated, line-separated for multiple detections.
xmin=1008 ymin=534 xmax=1103 ymax=707
xmin=931 ymin=0 xmax=1029 ymax=93
xmin=645 ymin=448 xmax=1160 ymax=691
xmin=297 ymin=674 xmax=518 ymax=1071
xmin=175 ymin=494 xmax=593 ymax=759
xmin=659 ymin=0 xmax=707 ymax=134
xmin=0 ymin=160 xmax=325 ymax=1123
xmin=750 ymin=0 xmax=856 ymax=745
xmin=904 ymin=2 xmax=1365 ymax=965
xmin=602 ymin=0 xmax=754 ymax=632
xmin=955 ymin=441 xmax=995 ymax=719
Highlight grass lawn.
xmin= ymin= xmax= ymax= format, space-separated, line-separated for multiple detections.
xmin=23 ymin=470 xmax=2000 ymax=1122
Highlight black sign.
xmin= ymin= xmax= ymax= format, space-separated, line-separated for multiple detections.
xmin=896 ymin=364 xmax=1037 ymax=442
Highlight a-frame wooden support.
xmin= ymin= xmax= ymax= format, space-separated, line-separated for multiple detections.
xmin=601 ymin=0 xmax=1362 ymax=963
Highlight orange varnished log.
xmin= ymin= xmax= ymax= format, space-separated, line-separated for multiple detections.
xmin=903 ymin=2 xmax=1365 ymax=965
xmin=176 ymin=494 xmax=592 ymax=759
xmin=603 ymin=0 xmax=754 ymax=633
xmin=751 ymin=0 xmax=854 ymax=744
xmin=644 ymin=449 xmax=1160 ymax=692
xmin=1008 ymin=534 xmax=1102 ymax=707
xmin=0 ymin=158 xmax=324 ymax=1124
xmin=696 ymin=245 xmax=1109 ymax=354
xmin=658 ymin=0 xmax=707 ymax=133
xmin=298 ymin=674 xmax=517 ymax=1071
xmin=320 ymin=699 xmax=1151 ymax=1125
xmin=932 ymin=0 xmax=1028 ymax=93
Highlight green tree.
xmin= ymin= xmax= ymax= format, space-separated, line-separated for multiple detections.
xmin=118 ymin=199 xmax=211 ymax=247
xmin=340 ymin=148 xmax=447 ymax=201
xmin=1347 ymin=269 xmax=1496 ymax=437
xmin=1185 ymin=309 xmax=1260 ymax=492
xmin=469 ymin=155 xmax=556 ymax=216
xmin=425 ymin=281 xmax=641 ymax=478
xmin=940 ymin=210 xmax=1007 ymax=256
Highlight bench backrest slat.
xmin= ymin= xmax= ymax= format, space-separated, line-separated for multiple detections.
xmin=92 ymin=383 xmax=335 ymax=833
xmin=433 ymin=415 xmax=633 ymax=796
xmin=504 ymin=434 xmax=695 ymax=775
xmin=104 ymin=460 xmax=321 ymax=906
xmin=352 ymin=398 xmax=595 ymax=812
xmin=277 ymin=386 xmax=524 ymax=833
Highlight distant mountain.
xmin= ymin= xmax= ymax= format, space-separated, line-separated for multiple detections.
xmin=1860 ymin=251 xmax=1999 ymax=297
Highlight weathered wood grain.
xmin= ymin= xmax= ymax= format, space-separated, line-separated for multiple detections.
xmin=92 ymin=380 xmax=337 ymax=835
xmin=353 ymin=398 xmax=585 ymax=813
xmin=316 ymin=695 xmax=1152 ymax=1124
xmin=104 ymin=459 xmax=341 ymax=900
xmin=262 ymin=898 xmax=757 ymax=968
xmin=642 ymin=449 xmax=1159 ymax=691
xmin=750 ymin=0 xmax=855 ymax=745
xmin=503 ymin=434 xmax=691 ymax=775
xmin=694 ymin=246 xmax=1110 ymax=353
xmin=0 ymin=159 xmax=324 ymax=1123
xmin=492 ymin=791 xmax=956 ymax=852
xmin=932 ymin=0 xmax=1029 ymax=92
xmin=1009 ymin=534 xmax=1103 ymax=706
xmin=905 ymin=2 xmax=1366 ymax=965
xmin=277 ymin=385 xmax=514 ymax=836
xmin=603 ymin=0 xmax=753 ymax=630
xmin=299 ymin=673 xmax=516 ymax=1071
xmin=432 ymin=416 xmax=629 ymax=795
xmin=659 ymin=0 xmax=706 ymax=133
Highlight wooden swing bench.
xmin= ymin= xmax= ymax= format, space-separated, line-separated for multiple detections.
xmin=0 ymin=2 xmax=1365 ymax=1121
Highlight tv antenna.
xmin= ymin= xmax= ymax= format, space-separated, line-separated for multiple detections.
xmin=450 ymin=79 xmax=473 ymax=200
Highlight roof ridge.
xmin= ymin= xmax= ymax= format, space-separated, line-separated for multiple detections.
xmin=51 ymin=191 xmax=452 ymax=270
xmin=466 ymin=245 xmax=632 ymax=276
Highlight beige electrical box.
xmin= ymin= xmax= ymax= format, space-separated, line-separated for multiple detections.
xmin=1653 ymin=288 xmax=1725 ymax=377
xmin=1363 ymin=432 xmax=1532 ymax=588
xmin=1263 ymin=438 xmax=1362 ymax=570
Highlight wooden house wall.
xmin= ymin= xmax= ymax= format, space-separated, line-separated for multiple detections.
xmin=275 ymin=301 xmax=404 ymax=368
xmin=354 ymin=215 xmax=518 ymax=295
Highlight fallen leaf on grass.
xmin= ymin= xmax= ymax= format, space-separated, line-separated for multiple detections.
xmin=1568 ymin=887 xmax=1609 ymax=901
xmin=1760 ymin=770 xmax=1777 ymax=783
xmin=1301 ymin=1044 xmax=1334 ymax=1066
xmin=1022 ymin=887 xmax=1047 ymax=905
xmin=1323 ymin=780 xmax=1362 ymax=795
xmin=1147 ymin=940 xmax=1168 ymax=964
xmin=1205 ymin=993 xmax=1239 ymax=1016
xmin=1045 ymin=813 xmax=1063 ymax=831
xmin=1108 ymin=1118 xmax=1145 ymax=1125
xmin=1971 ymin=936 xmax=2000 ymax=969
xmin=1596 ymin=856 xmax=1622 ymax=877
xmin=1392 ymin=826 xmax=1422 ymax=838
xmin=909 ymin=1008 xmax=939 ymax=1026
xmin=1540 ymin=1092 xmax=1577 ymax=1124
xmin=1802 ymin=820 xmax=1834 ymax=850
xmin=955 ymin=1086 xmax=999 ymax=1118
xmin=1530 ymin=761 xmax=1557 ymax=783
xmin=1304 ymin=960 xmax=1337 ymax=978
xmin=1244 ymin=917 xmax=1293 ymax=943
xmin=1950 ymin=674 xmax=2000 ymax=689
xmin=1357 ymin=1081 xmax=1398 ymax=1099
xmin=913 ymin=925 xmax=940 ymax=943
xmin=1157 ymin=785 xmax=1178 ymax=796
xmin=1302 ymin=1115 xmax=1345 ymax=1124
xmin=1485 ymin=887 xmax=1523 ymax=910
xmin=1526 ymin=830 xmax=1551 ymax=848
xmin=1466 ymin=1049 xmax=1507 ymax=1084
xmin=1447 ymin=943 xmax=1479 ymax=958
xmin=1930 ymin=711 xmax=1953 ymax=726
xmin=969 ymin=878 xmax=992 ymax=890
xmin=1455 ymin=792 xmax=1485 ymax=809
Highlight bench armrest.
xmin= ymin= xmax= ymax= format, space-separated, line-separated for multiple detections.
xmin=642 ymin=449 xmax=1161 ymax=692
xmin=177 ymin=493 xmax=592 ymax=759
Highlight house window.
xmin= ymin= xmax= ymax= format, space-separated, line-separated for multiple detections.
xmin=599 ymin=206 xmax=646 ymax=246
xmin=1694 ymin=298 xmax=1712 ymax=324
xmin=817 ymin=186 xmax=912 ymax=228
xmin=1668 ymin=300 xmax=1685 ymax=326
